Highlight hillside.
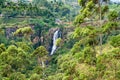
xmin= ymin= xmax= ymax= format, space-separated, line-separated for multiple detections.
xmin=0 ymin=0 xmax=120 ymax=80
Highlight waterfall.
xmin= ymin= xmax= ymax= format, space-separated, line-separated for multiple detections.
xmin=50 ymin=30 xmax=59 ymax=55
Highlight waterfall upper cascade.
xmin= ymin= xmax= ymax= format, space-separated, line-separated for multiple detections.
xmin=50 ymin=30 xmax=59 ymax=55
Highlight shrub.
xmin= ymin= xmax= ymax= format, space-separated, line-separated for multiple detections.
xmin=108 ymin=10 xmax=118 ymax=21
xmin=110 ymin=34 xmax=120 ymax=47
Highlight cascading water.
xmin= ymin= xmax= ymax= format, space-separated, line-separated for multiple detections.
xmin=50 ymin=30 xmax=59 ymax=55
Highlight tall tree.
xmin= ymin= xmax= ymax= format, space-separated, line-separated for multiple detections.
xmin=74 ymin=0 xmax=109 ymax=54
xmin=32 ymin=46 xmax=48 ymax=67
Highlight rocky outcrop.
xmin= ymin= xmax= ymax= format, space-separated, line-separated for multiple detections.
xmin=5 ymin=24 xmax=35 ymax=39
xmin=4 ymin=23 xmax=75 ymax=52
xmin=5 ymin=27 xmax=17 ymax=39
xmin=46 ymin=28 xmax=59 ymax=52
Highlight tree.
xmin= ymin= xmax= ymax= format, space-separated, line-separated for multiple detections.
xmin=32 ymin=46 xmax=48 ymax=67
xmin=0 ymin=64 xmax=12 ymax=77
xmin=30 ymin=73 xmax=41 ymax=80
xmin=16 ymin=42 xmax=33 ymax=52
xmin=0 ymin=0 xmax=6 ymax=8
xmin=9 ymin=72 xmax=26 ymax=80
xmin=14 ymin=27 xmax=34 ymax=41
xmin=102 ymin=21 xmax=118 ymax=33
xmin=0 ymin=43 xmax=6 ymax=54
xmin=56 ymin=38 xmax=63 ymax=47
xmin=29 ymin=19 xmax=46 ymax=47
xmin=74 ymin=0 xmax=110 ymax=54
xmin=7 ymin=45 xmax=18 ymax=57
xmin=110 ymin=34 xmax=120 ymax=48
xmin=108 ymin=10 xmax=118 ymax=21
xmin=32 ymin=0 xmax=48 ymax=7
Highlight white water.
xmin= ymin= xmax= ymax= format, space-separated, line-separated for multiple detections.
xmin=50 ymin=30 xmax=59 ymax=55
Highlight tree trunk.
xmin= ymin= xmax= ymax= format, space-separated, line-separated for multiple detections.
xmin=41 ymin=60 xmax=45 ymax=68
xmin=99 ymin=0 xmax=103 ymax=55
xmin=37 ymin=56 xmax=41 ymax=66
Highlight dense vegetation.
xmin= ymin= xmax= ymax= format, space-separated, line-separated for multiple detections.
xmin=0 ymin=0 xmax=120 ymax=80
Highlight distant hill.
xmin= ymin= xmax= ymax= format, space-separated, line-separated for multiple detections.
xmin=110 ymin=0 xmax=120 ymax=4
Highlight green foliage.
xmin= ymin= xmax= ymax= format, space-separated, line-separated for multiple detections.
xmin=73 ymin=26 xmax=98 ymax=39
xmin=109 ymin=4 xmax=120 ymax=13
xmin=108 ymin=10 xmax=118 ymax=21
xmin=16 ymin=42 xmax=32 ymax=52
xmin=82 ymin=8 xmax=91 ymax=17
xmin=96 ymin=54 xmax=108 ymax=71
xmin=33 ymin=66 xmax=43 ymax=74
xmin=116 ymin=70 xmax=120 ymax=79
xmin=83 ymin=46 xmax=96 ymax=64
xmin=7 ymin=45 xmax=18 ymax=56
xmin=74 ymin=15 xmax=84 ymax=25
xmin=0 ymin=43 xmax=6 ymax=54
xmin=0 ymin=0 xmax=120 ymax=80
xmin=110 ymin=34 xmax=120 ymax=47
xmin=30 ymin=73 xmax=41 ymax=80
xmin=73 ymin=27 xmax=82 ymax=38
xmin=111 ymin=48 xmax=120 ymax=55
xmin=47 ymin=73 xmax=64 ymax=80
xmin=0 ymin=42 xmax=34 ymax=79
xmin=96 ymin=53 xmax=120 ymax=79
xmin=102 ymin=21 xmax=118 ymax=33
xmin=0 ymin=64 xmax=12 ymax=77
xmin=32 ymin=46 xmax=48 ymax=57
xmin=102 ymin=5 xmax=109 ymax=14
xmin=0 ymin=52 xmax=9 ymax=63
xmin=56 ymin=38 xmax=62 ymax=47
xmin=0 ymin=34 xmax=9 ymax=45
xmin=9 ymin=72 xmax=26 ymax=80
xmin=71 ymin=41 xmax=81 ymax=54
xmin=0 ymin=29 xmax=4 ymax=35
xmin=78 ymin=0 xmax=87 ymax=7
xmin=86 ymin=1 xmax=94 ymax=9
xmin=29 ymin=19 xmax=45 ymax=26
xmin=14 ymin=27 xmax=34 ymax=36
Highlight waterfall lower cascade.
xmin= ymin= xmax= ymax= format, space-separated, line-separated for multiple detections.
xmin=50 ymin=30 xmax=59 ymax=55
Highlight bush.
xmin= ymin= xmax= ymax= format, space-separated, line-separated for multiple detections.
xmin=116 ymin=71 xmax=120 ymax=79
xmin=9 ymin=72 xmax=26 ymax=80
xmin=47 ymin=73 xmax=64 ymax=80
xmin=108 ymin=10 xmax=118 ymax=21
xmin=30 ymin=73 xmax=41 ymax=80
xmin=7 ymin=45 xmax=18 ymax=56
xmin=110 ymin=34 xmax=120 ymax=47
xmin=33 ymin=66 xmax=43 ymax=74
xmin=102 ymin=22 xmax=118 ymax=33
xmin=83 ymin=47 xmax=96 ymax=65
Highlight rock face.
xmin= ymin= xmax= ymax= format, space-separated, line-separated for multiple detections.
xmin=5 ymin=25 xmax=35 ymax=39
xmin=4 ymin=25 xmax=58 ymax=49
xmin=5 ymin=27 xmax=17 ymax=39
xmin=50 ymin=30 xmax=59 ymax=55
xmin=48 ymin=28 xmax=59 ymax=38
xmin=47 ymin=26 xmax=74 ymax=53
xmin=4 ymin=24 xmax=74 ymax=53
xmin=47 ymin=28 xmax=59 ymax=53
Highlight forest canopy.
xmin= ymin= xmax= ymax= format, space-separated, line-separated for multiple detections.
xmin=0 ymin=0 xmax=120 ymax=80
